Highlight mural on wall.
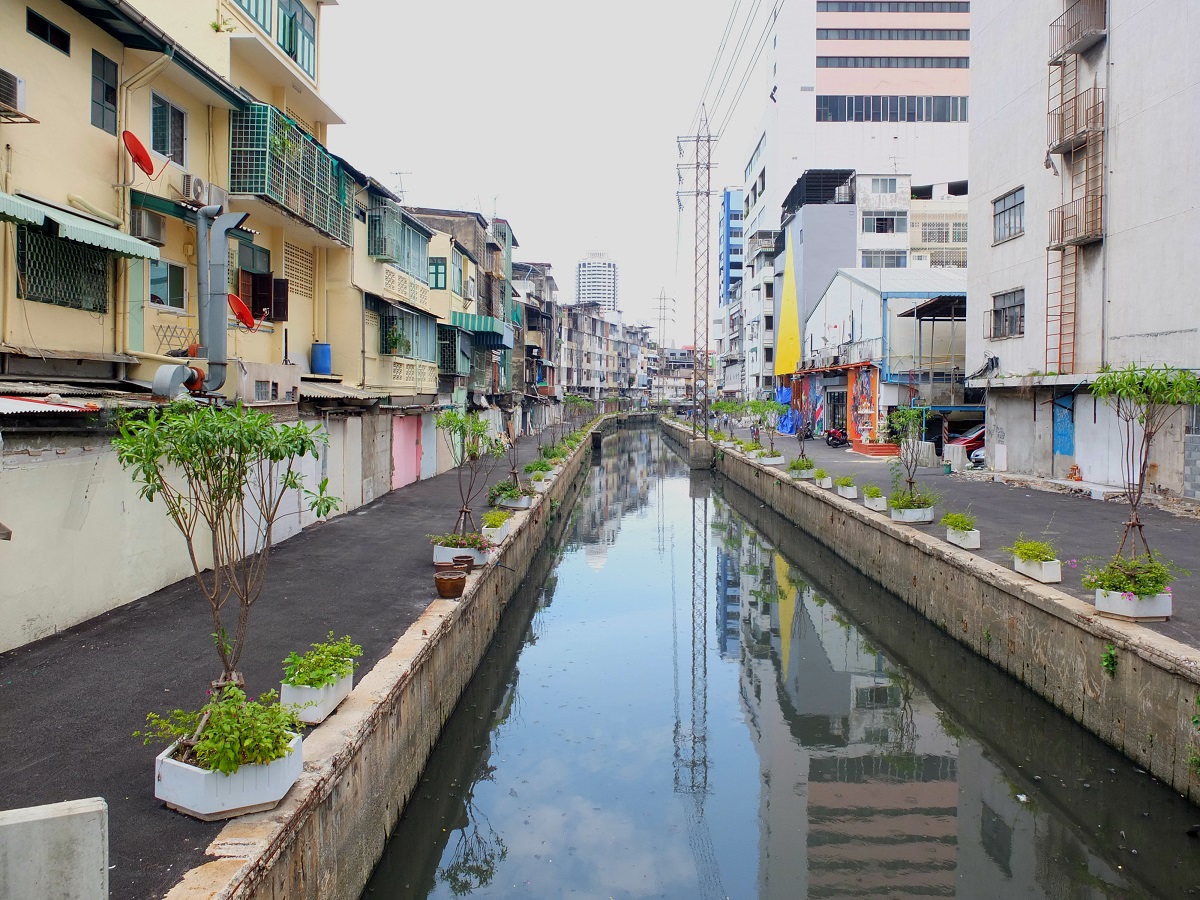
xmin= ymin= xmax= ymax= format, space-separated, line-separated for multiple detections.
xmin=808 ymin=378 xmax=825 ymax=433
xmin=849 ymin=367 xmax=877 ymax=442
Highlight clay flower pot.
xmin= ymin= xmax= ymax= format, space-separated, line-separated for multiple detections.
xmin=435 ymin=571 xmax=467 ymax=599
xmin=452 ymin=554 xmax=475 ymax=574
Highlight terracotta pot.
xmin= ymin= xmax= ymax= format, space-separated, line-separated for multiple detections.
xmin=433 ymin=560 xmax=463 ymax=573
xmin=452 ymin=554 xmax=475 ymax=574
xmin=435 ymin=571 xmax=467 ymax=599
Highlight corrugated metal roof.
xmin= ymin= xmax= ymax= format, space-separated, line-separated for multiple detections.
xmin=297 ymin=382 xmax=387 ymax=402
xmin=0 ymin=396 xmax=97 ymax=415
xmin=0 ymin=381 xmax=116 ymax=397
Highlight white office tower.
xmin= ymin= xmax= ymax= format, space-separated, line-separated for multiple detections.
xmin=576 ymin=252 xmax=619 ymax=312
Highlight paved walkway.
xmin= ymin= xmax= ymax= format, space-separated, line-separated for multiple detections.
xmin=718 ymin=422 xmax=1200 ymax=648
xmin=0 ymin=435 xmax=551 ymax=900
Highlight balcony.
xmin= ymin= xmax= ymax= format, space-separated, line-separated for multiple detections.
xmin=1048 ymin=195 xmax=1103 ymax=249
xmin=1050 ymin=0 xmax=1106 ymax=63
xmin=229 ymin=103 xmax=354 ymax=246
xmin=1048 ymin=88 xmax=1105 ymax=154
xmin=525 ymin=330 xmax=545 ymax=352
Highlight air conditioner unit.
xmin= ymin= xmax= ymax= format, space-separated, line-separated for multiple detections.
xmin=130 ymin=208 xmax=167 ymax=247
xmin=0 ymin=68 xmax=27 ymax=114
xmin=207 ymin=184 xmax=228 ymax=211
xmin=182 ymin=173 xmax=206 ymax=205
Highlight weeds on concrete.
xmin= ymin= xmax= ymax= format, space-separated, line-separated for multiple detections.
xmin=1101 ymin=644 xmax=1118 ymax=677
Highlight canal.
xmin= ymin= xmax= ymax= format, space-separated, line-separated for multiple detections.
xmin=362 ymin=428 xmax=1200 ymax=898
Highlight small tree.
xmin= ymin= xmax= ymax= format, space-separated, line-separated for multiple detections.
xmin=436 ymin=409 xmax=505 ymax=535
xmin=748 ymin=399 xmax=788 ymax=454
xmin=563 ymin=394 xmax=592 ymax=439
xmin=1091 ymin=364 xmax=1200 ymax=555
xmin=889 ymin=406 xmax=926 ymax=500
xmin=114 ymin=401 xmax=338 ymax=687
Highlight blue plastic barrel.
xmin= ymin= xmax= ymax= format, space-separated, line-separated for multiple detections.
xmin=310 ymin=342 xmax=332 ymax=375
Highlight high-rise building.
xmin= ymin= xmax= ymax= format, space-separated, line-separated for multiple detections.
xmin=575 ymin=252 xmax=619 ymax=312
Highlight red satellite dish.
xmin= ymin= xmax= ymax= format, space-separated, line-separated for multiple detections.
xmin=228 ymin=293 xmax=264 ymax=332
xmin=122 ymin=130 xmax=155 ymax=178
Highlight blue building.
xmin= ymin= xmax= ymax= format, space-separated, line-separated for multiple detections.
xmin=719 ymin=188 xmax=744 ymax=305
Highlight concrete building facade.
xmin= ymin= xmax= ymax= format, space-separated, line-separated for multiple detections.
xmin=575 ymin=251 xmax=619 ymax=312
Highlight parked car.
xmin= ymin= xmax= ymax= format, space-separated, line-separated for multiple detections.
xmin=947 ymin=423 xmax=986 ymax=455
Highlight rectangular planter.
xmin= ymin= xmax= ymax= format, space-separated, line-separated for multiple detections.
xmin=432 ymin=544 xmax=489 ymax=566
xmin=836 ymin=485 xmax=858 ymax=500
xmin=863 ymin=495 xmax=888 ymax=512
xmin=498 ymin=495 xmax=534 ymax=510
xmin=154 ymin=733 xmax=302 ymax=822
xmin=482 ymin=521 xmax=511 ymax=545
xmin=532 ymin=479 xmax=550 ymax=494
xmin=1013 ymin=556 xmax=1061 ymax=583
xmin=946 ymin=528 xmax=981 ymax=550
xmin=791 ymin=469 xmax=816 ymax=480
xmin=281 ymin=672 xmax=353 ymax=725
xmin=890 ymin=507 xmax=935 ymax=524
xmin=1094 ymin=588 xmax=1172 ymax=622
xmin=758 ymin=455 xmax=786 ymax=466
xmin=816 ymin=477 xmax=833 ymax=489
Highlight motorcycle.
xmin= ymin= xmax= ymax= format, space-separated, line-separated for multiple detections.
xmin=825 ymin=426 xmax=850 ymax=448
xmin=795 ymin=423 xmax=814 ymax=441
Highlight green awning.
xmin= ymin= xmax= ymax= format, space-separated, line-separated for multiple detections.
xmin=0 ymin=191 xmax=46 ymax=226
xmin=451 ymin=312 xmax=514 ymax=349
xmin=10 ymin=195 xmax=159 ymax=260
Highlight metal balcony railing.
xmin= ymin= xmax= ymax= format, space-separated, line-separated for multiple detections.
xmin=1050 ymin=0 xmax=1107 ymax=63
xmin=1048 ymin=195 xmax=1104 ymax=248
xmin=229 ymin=103 xmax=354 ymax=245
xmin=1048 ymin=88 xmax=1105 ymax=153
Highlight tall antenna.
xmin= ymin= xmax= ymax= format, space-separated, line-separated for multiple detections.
xmin=652 ymin=289 xmax=675 ymax=405
xmin=678 ymin=109 xmax=717 ymax=437
xmin=389 ymin=171 xmax=411 ymax=201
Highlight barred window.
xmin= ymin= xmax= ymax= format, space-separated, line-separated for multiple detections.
xmin=929 ymin=249 xmax=967 ymax=267
xmin=16 ymin=226 xmax=110 ymax=313
xmin=861 ymin=250 xmax=908 ymax=268
xmin=817 ymin=29 xmax=969 ymax=40
xmin=817 ymin=57 xmax=969 ymax=68
xmin=429 ymin=257 xmax=447 ymax=290
xmin=151 ymin=93 xmax=186 ymax=167
xmin=991 ymin=289 xmax=1025 ymax=338
xmin=921 ymin=222 xmax=950 ymax=243
xmin=993 ymin=188 xmax=1025 ymax=243
xmin=816 ymin=95 xmax=968 ymax=122
xmin=952 ymin=221 xmax=968 ymax=242
xmin=817 ymin=2 xmax=969 ymax=9
xmin=1187 ymin=406 xmax=1200 ymax=436
xmin=863 ymin=211 xmax=907 ymax=234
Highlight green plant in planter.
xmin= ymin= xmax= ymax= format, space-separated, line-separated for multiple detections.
xmin=833 ymin=475 xmax=856 ymax=488
xmin=1081 ymin=552 xmax=1187 ymax=597
xmin=436 ymin=410 xmax=505 ymax=534
xmin=283 ymin=633 xmax=363 ymax=689
xmin=524 ymin=458 xmax=553 ymax=474
xmin=744 ymin=441 xmax=764 ymax=453
xmin=710 ymin=429 xmax=727 ymax=441
xmin=863 ymin=484 xmax=884 ymax=499
xmin=135 ymin=685 xmax=301 ymax=775
xmin=813 ymin=468 xmax=829 ymax=480
xmin=886 ymin=465 xmax=938 ymax=510
xmin=940 ymin=510 xmax=977 ymax=532
xmin=487 ymin=479 xmax=536 ymax=505
xmin=1001 ymin=534 xmax=1058 ymax=562
xmin=787 ymin=456 xmax=815 ymax=473
xmin=481 ymin=509 xmax=512 ymax=529
xmin=429 ymin=532 xmax=496 ymax=551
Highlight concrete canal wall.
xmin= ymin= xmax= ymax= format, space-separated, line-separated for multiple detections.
xmin=164 ymin=415 xmax=632 ymax=900
xmin=659 ymin=417 xmax=1200 ymax=804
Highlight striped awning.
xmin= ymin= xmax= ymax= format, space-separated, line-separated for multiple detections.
xmin=0 ymin=193 xmax=159 ymax=259
xmin=451 ymin=312 xmax=514 ymax=349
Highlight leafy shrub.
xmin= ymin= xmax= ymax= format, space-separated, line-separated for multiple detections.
xmin=487 ymin=479 xmax=536 ymax=505
xmin=888 ymin=487 xmax=939 ymax=510
xmin=787 ymin=456 xmax=815 ymax=473
xmin=481 ymin=509 xmax=512 ymax=529
xmin=863 ymin=485 xmax=884 ymax=499
xmin=813 ymin=468 xmax=829 ymax=480
xmin=833 ymin=475 xmax=855 ymax=488
xmin=136 ymin=686 xmax=301 ymax=775
xmin=1081 ymin=552 xmax=1187 ymax=596
xmin=429 ymin=532 xmax=496 ymax=550
xmin=524 ymin=459 xmax=553 ymax=474
xmin=940 ymin=511 xmax=977 ymax=532
xmin=1001 ymin=534 xmax=1057 ymax=562
xmin=283 ymin=632 xmax=363 ymax=688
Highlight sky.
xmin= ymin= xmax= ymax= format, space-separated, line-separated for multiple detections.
xmin=320 ymin=0 xmax=773 ymax=346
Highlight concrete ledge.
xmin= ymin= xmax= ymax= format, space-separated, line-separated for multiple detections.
xmin=660 ymin=415 xmax=1200 ymax=802
xmin=0 ymin=798 xmax=108 ymax=900
xmin=164 ymin=416 xmax=616 ymax=900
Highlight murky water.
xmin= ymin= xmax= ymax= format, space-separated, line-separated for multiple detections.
xmin=362 ymin=429 xmax=1200 ymax=899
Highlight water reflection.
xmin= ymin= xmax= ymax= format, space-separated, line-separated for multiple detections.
xmin=362 ymin=430 xmax=1199 ymax=899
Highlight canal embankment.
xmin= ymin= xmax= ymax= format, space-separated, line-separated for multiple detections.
xmin=660 ymin=416 xmax=1200 ymax=804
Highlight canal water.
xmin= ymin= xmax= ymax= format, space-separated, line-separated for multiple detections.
xmin=362 ymin=429 xmax=1200 ymax=899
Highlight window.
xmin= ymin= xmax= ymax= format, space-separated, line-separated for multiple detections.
xmin=239 ymin=241 xmax=271 ymax=274
xmin=816 ymin=95 xmax=968 ymax=123
xmin=16 ymin=226 xmax=109 ymax=313
xmin=91 ymin=51 xmax=117 ymax=134
xmin=277 ymin=0 xmax=316 ymax=78
xmin=452 ymin=250 xmax=464 ymax=296
xmin=354 ymin=203 xmax=367 ymax=223
xmin=27 ymin=9 xmax=70 ymax=54
xmin=930 ymin=249 xmax=967 ymax=267
xmin=1186 ymin=405 xmax=1200 ymax=436
xmin=921 ymin=222 xmax=950 ymax=243
xmin=952 ymin=221 xmax=968 ymax=242
xmin=871 ymin=177 xmax=897 ymax=194
xmin=429 ymin=257 xmax=447 ymax=290
xmin=151 ymin=94 xmax=186 ymax=167
xmin=764 ymin=347 xmax=774 ymax=363
xmin=817 ymin=1 xmax=969 ymax=9
xmin=764 ymin=315 xmax=774 ymax=331
xmin=232 ymin=0 xmax=271 ymax=31
xmin=991 ymin=289 xmax=1025 ymax=338
xmin=993 ymin=188 xmax=1025 ymax=243
xmin=149 ymin=259 xmax=186 ymax=310
xmin=862 ymin=211 xmax=907 ymax=234
xmin=817 ymin=57 xmax=969 ymax=68
xmin=817 ymin=29 xmax=970 ymax=40
xmin=861 ymin=250 xmax=908 ymax=268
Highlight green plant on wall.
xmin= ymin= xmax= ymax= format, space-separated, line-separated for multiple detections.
xmin=1101 ymin=644 xmax=1118 ymax=677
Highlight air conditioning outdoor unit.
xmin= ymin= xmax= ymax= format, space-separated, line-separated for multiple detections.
xmin=0 ymin=68 xmax=28 ymax=114
xmin=130 ymin=208 xmax=167 ymax=246
xmin=182 ymin=174 xmax=228 ymax=210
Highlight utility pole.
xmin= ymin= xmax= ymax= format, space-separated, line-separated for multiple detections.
xmin=678 ymin=111 xmax=717 ymax=438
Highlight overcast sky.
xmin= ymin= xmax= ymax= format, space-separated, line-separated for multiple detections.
xmin=321 ymin=0 xmax=769 ymax=346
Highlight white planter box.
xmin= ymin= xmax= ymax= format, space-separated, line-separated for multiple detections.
xmin=717 ymin=441 xmax=736 ymax=448
xmin=890 ymin=507 xmax=935 ymax=524
xmin=154 ymin=733 xmax=302 ymax=822
xmin=532 ymin=479 xmax=550 ymax=494
xmin=432 ymin=544 xmax=488 ymax=566
xmin=946 ymin=528 xmax=981 ymax=550
xmin=498 ymin=494 xmax=534 ymax=510
xmin=759 ymin=455 xmax=786 ymax=466
xmin=482 ymin=521 xmax=511 ymax=544
xmin=863 ymin=495 xmax=888 ymax=512
xmin=1013 ymin=556 xmax=1061 ymax=583
xmin=815 ymin=477 xmax=833 ymax=489
xmin=836 ymin=485 xmax=858 ymax=500
xmin=1094 ymin=588 xmax=1172 ymax=621
xmin=791 ymin=469 xmax=816 ymax=480
xmin=281 ymin=672 xmax=353 ymax=725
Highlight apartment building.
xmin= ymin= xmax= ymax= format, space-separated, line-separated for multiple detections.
xmin=966 ymin=0 xmax=1199 ymax=494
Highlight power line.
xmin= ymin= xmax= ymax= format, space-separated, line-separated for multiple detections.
xmin=713 ymin=0 xmax=786 ymax=138
xmin=705 ymin=0 xmax=766 ymax=132
xmin=689 ymin=0 xmax=746 ymax=134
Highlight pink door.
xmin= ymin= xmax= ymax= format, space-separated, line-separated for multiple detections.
xmin=392 ymin=416 xmax=422 ymax=490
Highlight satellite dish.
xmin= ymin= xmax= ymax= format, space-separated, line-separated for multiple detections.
xmin=228 ymin=293 xmax=263 ymax=331
xmin=122 ymin=131 xmax=155 ymax=178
